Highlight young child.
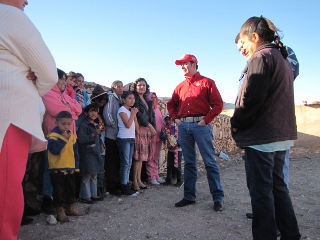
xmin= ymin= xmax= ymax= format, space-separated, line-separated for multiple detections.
xmin=162 ymin=114 xmax=183 ymax=187
xmin=117 ymin=91 xmax=139 ymax=196
xmin=47 ymin=111 xmax=84 ymax=222
xmin=77 ymin=104 xmax=104 ymax=203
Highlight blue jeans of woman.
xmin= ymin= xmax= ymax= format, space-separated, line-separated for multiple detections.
xmin=116 ymin=138 xmax=134 ymax=185
xmin=178 ymin=122 xmax=224 ymax=202
xmin=79 ymin=174 xmax=97 ymax=199
xmin=244 ymin=147 xmax=300 ymax=240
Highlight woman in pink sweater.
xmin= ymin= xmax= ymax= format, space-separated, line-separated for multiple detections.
xmin=146 ymin=92 xmax=165 ymax=185
xmin=42 ymin=69 xmax=82 ymax=138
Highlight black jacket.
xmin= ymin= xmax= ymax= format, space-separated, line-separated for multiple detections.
xmin=133 ymin=92 xmax=156 ymax=129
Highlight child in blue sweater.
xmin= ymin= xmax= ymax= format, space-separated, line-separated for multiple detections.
xmin=47 ymin=111 xmax=84 ymax=222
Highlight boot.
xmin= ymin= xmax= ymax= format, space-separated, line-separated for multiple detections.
xmin=66 ymin=203 xmax=85 ymax=216
xmin=175 ymin=178 xmax=183 ymax=187
xmin=163 ymin=179 xmax=171 ymax=186
xmin=120 ymin=183 xmax=137 ymax=196
xmin=56 ymin=207 xmax=70 ymax=223
xmin=41 ymin=196 xmax=55 ymax=214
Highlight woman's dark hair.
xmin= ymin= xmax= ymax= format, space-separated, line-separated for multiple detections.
xmin=121 ymin=91 xmax=134 ymax=99
xmin=84 ymin=103 xmax=99 ymax=113
xmin=131 ymin=78 xmax=150 ymax=96
xmin=235 ymin=33 xmax=240 ymax=44
xmin=240 ymin=16 xmax=288 ymax=58
xmin=56 ymin=111 xmax=72 ymax=120
xmin=57 ymin=68 xmax=66 ymax=79
xmin=76 ymin=73 xmax=84 ymax=79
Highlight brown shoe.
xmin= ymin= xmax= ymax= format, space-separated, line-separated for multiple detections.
xmin=56 ymin=207 xmax=70 ymax=222
xmin=66 ymin=203 xmax=85 ymax=216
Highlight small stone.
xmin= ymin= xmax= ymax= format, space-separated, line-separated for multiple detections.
xmin=46 ymin=215 xmax=57 ymax=225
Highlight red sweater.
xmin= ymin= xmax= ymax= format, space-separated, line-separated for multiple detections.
xmin=167 ymin=72 xmax=223 ymax=124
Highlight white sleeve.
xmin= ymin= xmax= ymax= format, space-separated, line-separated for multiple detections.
xmin=2 ymin=8 xmax=57 ymax=96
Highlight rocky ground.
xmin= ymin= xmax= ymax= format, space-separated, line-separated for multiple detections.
xmin=19 ymin=145 xmax=320 ymax=240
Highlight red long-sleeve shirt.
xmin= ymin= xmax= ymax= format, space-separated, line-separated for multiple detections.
xmin=167 ymin=72 xmax=223 ymax=124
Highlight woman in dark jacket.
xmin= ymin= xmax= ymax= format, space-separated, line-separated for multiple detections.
xmin=231 ymin=16 xmax=300 ymax=240
xmin=131 ymin=78 xmax=156 ymax=191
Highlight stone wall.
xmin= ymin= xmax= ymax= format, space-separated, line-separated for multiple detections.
xmin=158 ymin=99 xmax=237 ymax=167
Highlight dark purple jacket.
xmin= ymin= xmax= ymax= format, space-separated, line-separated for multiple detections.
xmin=231 ymin=44 xmax=297 ymax=147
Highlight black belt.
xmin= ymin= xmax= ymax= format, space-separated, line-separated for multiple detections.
xmin=180 ymin=116 xmax=204 ymax=123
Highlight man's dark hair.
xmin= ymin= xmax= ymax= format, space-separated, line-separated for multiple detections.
xmin=190 ymin=61 xmax=198 ymax=70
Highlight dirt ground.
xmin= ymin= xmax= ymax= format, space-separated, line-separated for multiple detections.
xmin=18 ymin=145 xmax=320 ymax=240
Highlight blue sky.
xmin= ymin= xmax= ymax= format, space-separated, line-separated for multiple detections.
xmin=25 ymin=0 xmax=319 ymax=104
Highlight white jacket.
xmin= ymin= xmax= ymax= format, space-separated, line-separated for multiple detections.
xmin=0 ymin=4 xmax=57 ymax=152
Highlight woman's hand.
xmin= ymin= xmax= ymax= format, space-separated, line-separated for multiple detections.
xmin=149 ymin=125 xmax=157 ymax=136
xmin=27 ymin=71 xmax=37 ymax=84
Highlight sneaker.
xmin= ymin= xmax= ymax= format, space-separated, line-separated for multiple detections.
xmin=156 ymin=177 xmax=165 ymax=184
xmin=246 ymin=212 xmax=253 ymax=219
xmin=149 ymin=179 xmax=160 ymax=185
xmin=213 ymin=201 xmax=223 ymax=211
xmin=175 ymin=198 xmax=195 ymax=207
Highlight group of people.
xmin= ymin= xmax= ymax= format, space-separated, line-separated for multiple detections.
xmin=0 ymin=1 xmax=301 ymax=239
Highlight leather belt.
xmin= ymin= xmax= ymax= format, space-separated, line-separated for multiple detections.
xmin=180 ymin=116 xmax=204 ymax=123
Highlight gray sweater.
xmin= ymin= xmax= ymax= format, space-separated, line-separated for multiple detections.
xmin=103 ymin=92 xmax=122 ymax=140
xmin=231 ymin=44 xmax=297 ymax=147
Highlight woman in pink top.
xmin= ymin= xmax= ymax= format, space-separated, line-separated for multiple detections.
xmin=146 ymin=92 xmax=165 ymax=185
xmin=42 ymin=69 xmax=82 ymax=138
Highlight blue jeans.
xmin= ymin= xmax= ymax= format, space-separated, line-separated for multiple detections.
xmin=283 ymin=149 xmax=290 ymax=187
xmin=79 ymin=174 xmax=98 ymax=199
xmin=116 ymin=138 xmax=134 ymax=185
xmin=178 ymin=122 xmax=224 ymax=202
xmin=245 ymin=147 xmax=300 ymax=240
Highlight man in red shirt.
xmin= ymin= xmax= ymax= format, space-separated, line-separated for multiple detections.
xmin=167 ymin=54 xmax=224 ymax=211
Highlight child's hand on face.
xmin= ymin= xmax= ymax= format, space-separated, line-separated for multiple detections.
xmin=130 ymin=107 xmax=139 ymax=115
xmin=61 ymin=130 xmax=70 ymax=139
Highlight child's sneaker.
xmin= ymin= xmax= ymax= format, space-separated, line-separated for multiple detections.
xmin=157 ymin=177 xmax=165 ymax=184
xmin=149 ymin=179 xmax=160 ymax=185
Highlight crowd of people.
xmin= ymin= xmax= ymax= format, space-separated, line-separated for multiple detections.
xmin=0 ymin=1 xmax=302 ymax=240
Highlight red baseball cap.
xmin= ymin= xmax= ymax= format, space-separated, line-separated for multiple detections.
xmin=175 ymin=54 xmax=198 ymax=65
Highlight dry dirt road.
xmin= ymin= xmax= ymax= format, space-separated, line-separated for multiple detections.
xmin=19 ymin=146 xmax=320 ymax=240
